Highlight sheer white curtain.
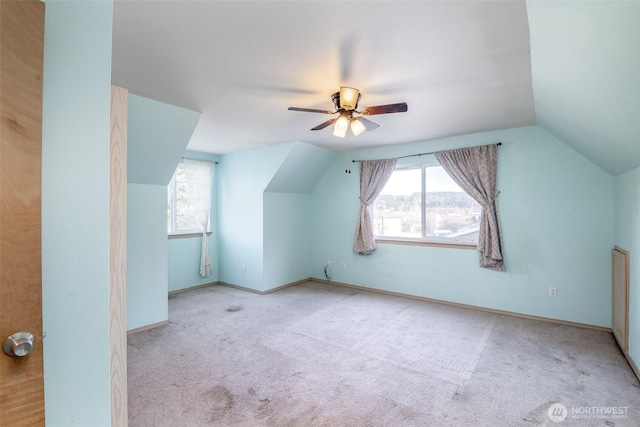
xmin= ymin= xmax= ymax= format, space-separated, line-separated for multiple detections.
xmin=182 ymin=159 xmax=213 ymax=277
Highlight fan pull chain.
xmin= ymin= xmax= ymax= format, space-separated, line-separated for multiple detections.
xmin=345 ymin=148 xmax=352 ymax=174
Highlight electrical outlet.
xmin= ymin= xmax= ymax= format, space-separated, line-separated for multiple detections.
xmin=549 ymin=287 xmax=557 ymax=298
xmin=242 ymin=264 xmax=247 ymax=273
xmin=327 ymin=261 xmax=331 ymax=267
xmin=341 ymin=261 xmax=346 ymax=269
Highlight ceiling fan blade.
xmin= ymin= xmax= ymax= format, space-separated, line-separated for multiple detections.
xmin=358 ymin=117 xmax=380 ymax=131
xmin=311 ymin=118 xmax=338 ymax=131
xmin=360 ymin=102 xmax=408 ymax=116
xmin=288 ymin=107 xmax=335 ymax=114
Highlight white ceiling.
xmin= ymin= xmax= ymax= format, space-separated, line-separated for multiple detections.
xmin=112 ymin=0 xmax=639 ymax=175
xmin=112 ymin=1 xmax=534 ymax=152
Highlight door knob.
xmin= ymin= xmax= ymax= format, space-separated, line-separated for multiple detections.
xmin=3 ymin=332 xmax=35 ymax=357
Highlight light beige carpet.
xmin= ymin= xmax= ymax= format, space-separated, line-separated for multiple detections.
xmin=282 ymin=291 xmax=496 ymax=385
xmin=128 ymin=281 xmax=640 ymax=426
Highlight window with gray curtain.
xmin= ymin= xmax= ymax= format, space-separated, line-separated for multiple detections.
xmin=435 ymin=144 xmax=505 ymax=271
xmin=353 ymin=158 xmax=397 ymax=255
xmin=373 ymin=161 xmax=480 ymax=244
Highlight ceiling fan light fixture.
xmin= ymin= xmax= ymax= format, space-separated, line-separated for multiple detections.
xmin=333 ymin=125 xmax=347 ymax=138
xmin=333 ymin=114 xmax=349 ymax=138
xmin=288 ymin=87 xmax=407 ymax=137
xmin=350 ymin=118 xmax=366 ymax=136
xmin=339 ymin=86 xmax=360 ymax=110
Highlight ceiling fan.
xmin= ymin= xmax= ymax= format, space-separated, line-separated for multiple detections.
xmin=288 ymin=86 xmax=408 ymax=138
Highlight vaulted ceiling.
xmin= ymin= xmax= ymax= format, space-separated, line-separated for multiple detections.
xmin=111 ymin=1 xmax=639 ymax=176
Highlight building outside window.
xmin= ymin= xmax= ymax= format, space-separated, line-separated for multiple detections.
xmin=373 ymin=159 xmax=479 ymax=245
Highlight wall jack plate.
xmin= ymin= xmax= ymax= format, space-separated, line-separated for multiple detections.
xmin=548 ymin=287 xmax=557 ymax=298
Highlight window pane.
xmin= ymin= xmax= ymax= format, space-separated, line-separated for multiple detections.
xmin=373 ymin=167 xmax=422 ymax=238
xmin=167 ymin=160 xmax=213 ymax=234
xmin=424 ymin=166 xmax=479 ymax=243
xmin=167 ymin=175 xmax=174 ymax=233
xmin=373 ymin=163 xmax=479 ymax=245
xmin=175 ymin=164 xmax=199 ymax=231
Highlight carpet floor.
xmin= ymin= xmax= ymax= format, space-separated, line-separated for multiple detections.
xmin=128 ymin=281 xmax=640 ymax=426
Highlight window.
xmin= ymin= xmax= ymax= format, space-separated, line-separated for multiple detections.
xmin=373 ymin=160 xmax=479 ymax=245
xmin=167 ymin=160 xmax=213 ymax=235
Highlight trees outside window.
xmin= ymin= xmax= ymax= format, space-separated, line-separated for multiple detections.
xmin=373 ymin=163 xmax=479 ymax=245
xmin=167 ymin=160 xmax=212 ymax=234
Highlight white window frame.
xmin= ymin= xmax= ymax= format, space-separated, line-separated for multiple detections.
xmin=167 ymin=160 xmax=213 ymax=237
xmin=373 ymin=158 xmax=478 ymax=249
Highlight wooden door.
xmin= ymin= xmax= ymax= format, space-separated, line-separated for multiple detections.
xmin=612 ymin=247 xmax=629 ymax=354
xmin=0 ymin=1 xmax=46 ymax=426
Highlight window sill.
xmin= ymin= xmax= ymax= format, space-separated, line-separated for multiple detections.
xmin=168 ymin=232 xmax=212 ymax=240
xmin=375 ymin=238 xmax=477 ymax=250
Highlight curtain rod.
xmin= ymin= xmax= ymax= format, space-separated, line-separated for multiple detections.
xmin=351 ymin=142 xmax=501 ymax=163
xmin=181 ymin=156 xmax=219 ymax=164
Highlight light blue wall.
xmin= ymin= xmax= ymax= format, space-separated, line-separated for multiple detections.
xmin=168 ymin=151 xmax=220 ymax=292
xmin=265 ymin=142 xmax=337 ymax=193
xmin=42 ymin=1 xmax=113 ymax=425
xmin=218 ymin=144 xmax=291 ymax=291
xmin=127 ymin=94 xmax=201 ymax=185
xmin=614 ymin=167 xmax=640 ymax=367
xmin=263 ymin=193 xmax=312 ymax=290
xmin=127 ymin=184 xmax=169 ymax=330
xmin=126 ymin=95 xmax=200 ymax=323
xmin=311 ymin=125 xmax=614 ymax=327
xmin=526 ymin=0 xmax=640 ymax=176
xmin=217 ymin=142 xmax=336 ymax=292
xmin=261 ymin=142 xmax=336 ymax=291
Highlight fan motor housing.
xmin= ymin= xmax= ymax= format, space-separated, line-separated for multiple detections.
xmin=331 ymin=92 xmax=340 ymax=110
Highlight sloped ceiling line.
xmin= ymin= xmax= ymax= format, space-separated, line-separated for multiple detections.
xmin=265 ymin=142 xmax=338 ymax=194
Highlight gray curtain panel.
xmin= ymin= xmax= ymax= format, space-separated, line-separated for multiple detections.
xmin=353 ymin=158 xmax=397 ymax=255
xmin=435 ymin=144 xmax=505 ymax=271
